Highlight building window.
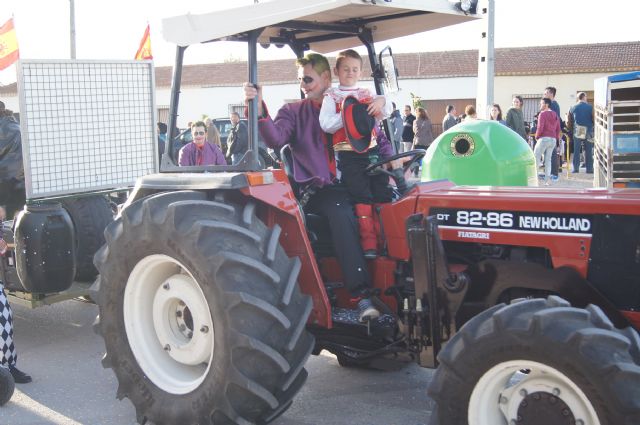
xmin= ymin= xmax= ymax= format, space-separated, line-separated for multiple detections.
xmin=228 ymin=103 xmax=244 ymax=116
xmin=157 ymin=106 xmax=169 ymax=124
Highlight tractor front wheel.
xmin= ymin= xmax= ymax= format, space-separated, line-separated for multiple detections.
xmin=95 ymin=191 xmax=314 ymax=425
xmin=428 ymin=296 xmax=640 ymax=425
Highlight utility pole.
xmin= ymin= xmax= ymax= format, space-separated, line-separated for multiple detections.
xmin=476 ymin=0 xmax=495 ymax=119
xmin=69 ymin=0 xmax=76 ymax=59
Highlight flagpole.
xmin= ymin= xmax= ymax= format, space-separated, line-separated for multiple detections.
xmin=69 ymin=0 xmax=76 ymax=59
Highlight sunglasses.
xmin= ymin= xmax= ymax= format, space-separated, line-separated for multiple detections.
xmin=300 ymin=76 xmax=314 ymax=85
xmin=193 ymin=131 xmax=206 ymax=136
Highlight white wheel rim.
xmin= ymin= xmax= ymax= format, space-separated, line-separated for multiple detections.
xmin=469 ymin=360 xmax=600 ymax=425
xmin=124 ymin=254 xmax=214 ymax=394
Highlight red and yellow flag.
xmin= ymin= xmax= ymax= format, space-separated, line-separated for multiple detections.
xmin=135 ymin=24 xmax=152 ymax=60
xmin=0 ymin=18 xmax=19 ymax=70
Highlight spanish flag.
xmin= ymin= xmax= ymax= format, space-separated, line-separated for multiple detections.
xmin=134 ymin=24 xmax=152 ymax=60
xmin=0 ymin=18 xmax=19 ymax=71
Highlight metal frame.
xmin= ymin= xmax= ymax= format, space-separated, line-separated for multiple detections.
xmin=7 ymin=281 xmax=96 ymax=309
xmin=17 ymin=59 xmax=158 ymax=199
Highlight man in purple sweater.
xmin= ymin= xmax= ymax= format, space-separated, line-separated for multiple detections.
xmin=178 ymin=121 xmax=226 ymax=166
xmin=534 ymin=98 xmax=562 ymax=185
xmin=243 ymin=53 xmax=388 ymax=321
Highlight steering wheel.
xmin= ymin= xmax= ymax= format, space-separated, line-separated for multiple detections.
xmin=365 ymin=149 xmax=427 ymax=194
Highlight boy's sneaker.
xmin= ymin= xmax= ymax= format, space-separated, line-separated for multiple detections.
xmin=550 ymin=175 xmax=559 ymax=182
xmin=357 ymin=298 xmax=380 ymax=322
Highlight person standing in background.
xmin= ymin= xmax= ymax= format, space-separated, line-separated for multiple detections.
xmin=534 ymin=98 xmax=562 ymax=185
xmin=204 ymin=117 xmax=222 ymax=148
xmin=179 ymin=121 xmax=226 ymax=166
xmin=505 ymin=96 xmax=527 ymax=140
xmin=569 ymin=92 xmax=594 ymax=174
xmin=0 ymin=101 xmax=25 ymax=219
xmin=543 ymin=86 xmax=562 ymax=181
xmin=388 ymin=102 xmax=403 ymax=154
xmin=226 ymin=112 xmax=248 ymax=165
xmin=442 ymin=105 xmax=457 ymax=132
xmin=463 ymin=105 xmax=477 ymax=120
xmin=489 ymin=104 xmax=506 ymax=125
xmin=401 ymin=105 xmax=416 ymax=153
xmin=412 ymin=107 xmax=434 ymax=149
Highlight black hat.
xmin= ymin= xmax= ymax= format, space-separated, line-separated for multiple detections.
xmin=341 ymin=96 xmax=375 ymax=153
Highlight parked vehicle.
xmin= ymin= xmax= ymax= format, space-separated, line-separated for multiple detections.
xmin=594 ymin=71 xmax=640 ymax=188
xmin=91 ymin=2 xmax=640 ymax=425
xmin=212 ymin=117 xmax=278 ymax=168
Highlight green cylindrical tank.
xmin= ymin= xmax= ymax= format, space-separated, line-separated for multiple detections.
xmin=421 ymin=120 xmax=538 ymax=186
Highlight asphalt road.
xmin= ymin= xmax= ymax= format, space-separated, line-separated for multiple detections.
xmin=3 ymin=300 xmax=435 ymax=425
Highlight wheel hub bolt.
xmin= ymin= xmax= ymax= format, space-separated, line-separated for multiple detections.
xmin=178 ymin=300 xmax=185 ymax=306
xmin=163 ymin=283 xmax=170 ymax=290
xmin=509 ymin=420 xmax=517 ymax=425
xmin=562 ymin=409 xmax=570 ymax=416
xmin=179 ymin=324 xmax=186 ymax=331
xmin=187 ymin=331 xmax=193 ymax=338
xmin=575 ymin=420 xmax=584 ymax=425
xmin=552 ymin=388 xmax=561 ymax=396
xmin=176 ymin=311 xmax=183 ymax=318
xmin=164 ymin=344 xmax=171 ymax=351
xmin=499 ymin=395 xmax=508 ymax=404
xmin=200 ymin=325 xmax=209 ymax=333
xmin=519 ymin=389 xmax=528 ymax=397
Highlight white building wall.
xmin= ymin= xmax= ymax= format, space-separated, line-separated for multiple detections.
xmin=2 ymin=96 xmax=19 ymax=112
xmin=393 ymin=77 xmax=477 ymax=106
xmin=493 ymin=72 xmax=612 ymax=118
xmin=158 ymin=83 xmax=302 ymax=128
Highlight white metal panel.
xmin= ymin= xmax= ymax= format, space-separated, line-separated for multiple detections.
xmin=17 ymin=60 xmax=157 ymax=199
xmin=162 ymin=0 xmax=476 ymax=52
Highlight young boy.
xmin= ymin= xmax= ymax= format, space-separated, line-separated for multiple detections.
xmin=319 ymin=49 xmax=394 ymax=259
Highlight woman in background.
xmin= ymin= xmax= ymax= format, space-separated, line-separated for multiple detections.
xmin=505 ymin=96 xmax=528 ymax=140
xmin=489 ymin=103 xmax=506 ymax=125
xmin=412 ymin=107 xmax=434 ymax=149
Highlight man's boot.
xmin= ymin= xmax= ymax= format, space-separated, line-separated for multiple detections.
xmin=355 ymin=203 xmax=377 ymax=259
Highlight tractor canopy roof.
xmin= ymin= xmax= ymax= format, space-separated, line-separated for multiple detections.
xmin=162 ymin=0 xmax=479 ymax=52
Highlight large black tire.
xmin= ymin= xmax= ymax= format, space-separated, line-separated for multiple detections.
xmin=61 ymin=195 xmax=113 ymax=281
xmin=428 ymin=296 xmax=640 ymax=425
xmin=95 ymin=191 xmax=314 ymax=425
xmin=0 ymin=367 xmax=14 ymax=406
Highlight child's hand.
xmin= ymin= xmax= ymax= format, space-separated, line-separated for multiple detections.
xmin=367 ymin=97 xmax=386 ymax=118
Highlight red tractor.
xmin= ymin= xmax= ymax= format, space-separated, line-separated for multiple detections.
xmin=94 ymin=2 xmax=640 ymax=424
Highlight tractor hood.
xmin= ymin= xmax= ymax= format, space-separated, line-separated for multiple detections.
xmin=162 ymin=0 xmax=479 ymax=52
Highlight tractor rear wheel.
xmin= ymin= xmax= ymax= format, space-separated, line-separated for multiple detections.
xmin=95 ymin=191 xmax=314 ymax=425
xmin=428 ymin=296 xmax=640 ymax=425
